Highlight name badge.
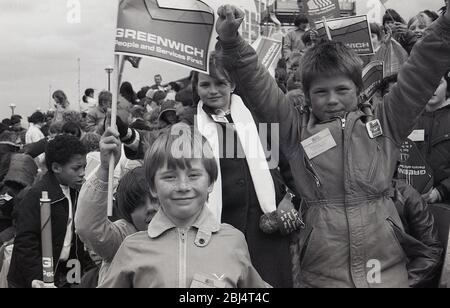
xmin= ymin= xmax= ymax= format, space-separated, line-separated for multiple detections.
xmin=301 ymin=128 xmax=337 ymax=160
xmin=408 ymin=129 xmax=425 ymax=142
xmin=366 ymin=119 xmax=383 ymax=139
xmin=190 ymin=274 xmax=226 ymax=289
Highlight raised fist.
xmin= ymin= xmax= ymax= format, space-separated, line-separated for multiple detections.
xmin=216 ymin=5 xmax=245 ymax=43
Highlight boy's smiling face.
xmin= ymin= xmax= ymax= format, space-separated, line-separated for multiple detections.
xmin=53 ymin=154 xmax=87 ymax=188
xmin=309 ymin=75 xmax=359 ymax=122
xmin=153 ymin=159 xmax=213 ymax=227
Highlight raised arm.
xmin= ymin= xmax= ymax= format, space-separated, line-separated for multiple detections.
xmin=381 ymin=8 xmax=450 ymax=145
xmin=75 ymin=128 xmax=135 ymax=263
xmin=216 ymin=5 xmax=301 ymax=156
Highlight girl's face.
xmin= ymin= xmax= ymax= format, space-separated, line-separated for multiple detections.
xmin=197 ymin=73 xmax=234 ymax=111
xmin=152 ymin=160 xmax=212 ymax=228
xmin=409 ymin=15 xmax=433 ymax=39
xmin=131 ymin=197 xmax=159 ymax=231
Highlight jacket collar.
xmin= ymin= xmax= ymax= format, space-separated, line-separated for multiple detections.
xmin=148 ymin=206 xmax=220 ymax=242
xmin=40 ymin=173 xmax=67 ymax=204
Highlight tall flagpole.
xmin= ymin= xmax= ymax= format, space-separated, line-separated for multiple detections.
xmin=107 ymin=55 xmax=120 ymax=217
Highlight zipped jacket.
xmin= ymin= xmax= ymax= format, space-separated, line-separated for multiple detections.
xmin=99 ymin=207 xmax=268 ymax=288
xmin=217 ymin=16 xmax=450 ymax=288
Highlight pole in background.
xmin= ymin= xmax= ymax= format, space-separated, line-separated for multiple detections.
xmin=40 ymin=191 xmax=55 ymax=287
xmin=8 ymin=104 xmax=16 ymax=116
xmin=105 ymin=65 xmax=114 ymax=92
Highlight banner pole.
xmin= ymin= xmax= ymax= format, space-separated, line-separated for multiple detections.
xmin=322 ymin=17 xmax=332 ymax=41
xmin=118 ymin=56 xmax=126 ymax=88
xmin=107 ymin=54 xmax=120 ymax=217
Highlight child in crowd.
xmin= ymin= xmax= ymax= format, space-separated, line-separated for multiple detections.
xmin=8 ymin=135 xmax=93 ymax=288
xmin=99 ymin=124 xmax=268 ymax=288
xmin=76 ymin=128 xmax=158 ymax=285
xmin=214 ymin=3 xmax=450 ymax=288
xmin=414 ymin=73 xmax=450 ymax=204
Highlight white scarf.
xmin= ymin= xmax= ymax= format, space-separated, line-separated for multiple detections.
xmin=197 ymin=95 xmax=277 ymax=222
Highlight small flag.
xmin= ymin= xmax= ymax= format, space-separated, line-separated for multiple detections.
xmin=125 ymin=56 xmax=142 ymax=69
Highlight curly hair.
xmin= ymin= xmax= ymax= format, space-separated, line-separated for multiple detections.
xmin=45 ymin=134 xmax=87 ymax=172
xmin=80 ymin=133 xmax=101 ymax=153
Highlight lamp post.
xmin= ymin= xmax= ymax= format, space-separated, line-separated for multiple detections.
xmin=105 ymin=65 xmax=114 ymax=92
xmin=9 ymin=104 xmax=16 ymax=116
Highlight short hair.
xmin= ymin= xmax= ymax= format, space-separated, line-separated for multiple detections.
xmin=28 ymin=111 xmax=45 ymax=124
xmin=98 ymin=91 xmax=112 ymax=107
xmin=301 ymin=41 xmax=363 ymax=97
xmin=175 ymin=88 xmax=194 ymax=107
xmin=62 ymin=111 xmax=83 ymax=126
xmin=383 ymin=9 xmax=406 ymax=26
xmin=302 ymin=30 xmax=318 ymax=46
xmin=131 ymin=106 xmax=146 ymax=119
xmin=62 ymin=121 xmax=82 ymax=139
xmin=80 ymin=133 xmax=101 ymax=153
xmin=370 ymin=23 xmax=383 ymax=41
xmin=144 ymin=123 xmax=218 ymax=195
xmin=154 ymin=74 xmax=162 ymax=79
xmin=115 ymin=167 xmax=155 ymax=225
xmin=45 ymin=134 xmax=87 ymax=172
xmin=153 ymin=90 xmax=167 ymax=103
xmin=191 ymin=52 xmax=233 ymax=104
xmin=10 ymin=115 xmax=22 ymax=125
xmin=84 ymin=88 xmax=94 ymax=97
xmin=0 ymin=130 xmax=18 ymax=143
xmin=2 ymin=119 xmax=12 ymax=127
xmin=294 ymin=14 xmax=309 ymax=27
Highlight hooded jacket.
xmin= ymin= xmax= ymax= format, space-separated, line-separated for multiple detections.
xmin=216 ymin=15 xmax=450 ymax=288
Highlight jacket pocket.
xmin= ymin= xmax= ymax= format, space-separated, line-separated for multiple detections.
xmin=299 ymin=226 xmax=315 ymax=268
xmin=386 ymin=217 xmax=407 ymax=260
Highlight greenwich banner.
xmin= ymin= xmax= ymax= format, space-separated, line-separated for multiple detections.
xmin=115 ymin=0 xmax=215 ymax=73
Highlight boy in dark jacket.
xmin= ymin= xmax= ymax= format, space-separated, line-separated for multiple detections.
xmin=8 ymin=135 xmax=92 ymax=288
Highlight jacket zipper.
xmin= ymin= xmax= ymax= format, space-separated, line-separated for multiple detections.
xmin=178 ymin=229 xmax=187 ymax=288
xmin=303 ymin=156 xmax=321 ymax=188
xmin=368 ymin=144 xmax=381 ymax=183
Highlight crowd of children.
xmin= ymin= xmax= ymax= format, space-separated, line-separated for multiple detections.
xmin=0 ymin=1 xmax=449 ymax=288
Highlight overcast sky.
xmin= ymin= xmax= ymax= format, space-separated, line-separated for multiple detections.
xmin=0 ymin=0 xmax=445 ymax=121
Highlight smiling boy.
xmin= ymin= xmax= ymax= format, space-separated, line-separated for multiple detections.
xmin=214 ymin=4 xmax=450 ymax=288
xmin=99 ymin=124 xmax=268 ymax=288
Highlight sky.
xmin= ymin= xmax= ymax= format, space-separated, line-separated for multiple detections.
xmin=0 ymin=0 xmax=445 ymax=121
